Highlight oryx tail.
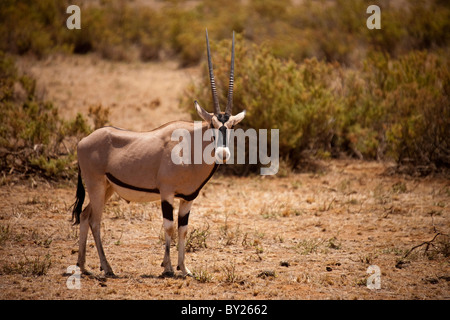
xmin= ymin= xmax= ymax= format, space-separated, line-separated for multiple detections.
xmin=72 ymin=166 xmax=85 ymax=225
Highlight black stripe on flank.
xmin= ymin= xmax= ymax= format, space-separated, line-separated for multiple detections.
xmin=106 ymin=172 xmax=160 ymax=194
xmin=105 ymin=163 xmax=219 ymax=202
xmin=162 ymin=201 xmax=174 ymax=221
xmin=178 ymin=211 xmax=190 ymax=227
xmin=175 ymin=163 xmax=219 ymax=201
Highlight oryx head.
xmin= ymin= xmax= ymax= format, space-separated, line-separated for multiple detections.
xmin=195 ymin=29 xmax=246 ymax=163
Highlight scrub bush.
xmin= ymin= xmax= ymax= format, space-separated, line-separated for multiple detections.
xmin=184 ymin=38 xmax=450 ymax=172
xmin=0 ymin=53 xmax=92 ymax=179
xmin=183 ymin=37 xmax=342 ymax=170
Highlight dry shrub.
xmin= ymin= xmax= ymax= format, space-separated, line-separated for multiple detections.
xmin=2 ymin=0 xmax=449 ymax=66
xmin=341 ymin=51 xmax=450 ymax=170
xmin=1 ymin=0 xmax=449 ymax=175
xmin=0 ymin=53 xmax=92 ymax=179
xmin=183 ymin=36 xmax=343 ymax=171
xmin=88 ymin=104 xmax=110 ymax=130
xmin=185 ymin=224 xmax=210 ymax=252
xmin=0 ymin=253 xmax=52 ymax=277
xmin=184 ymin=37 xmax=449 ymax=173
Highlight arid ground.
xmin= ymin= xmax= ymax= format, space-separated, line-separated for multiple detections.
xmin=0 ymin=55 xmax=448 ymax=300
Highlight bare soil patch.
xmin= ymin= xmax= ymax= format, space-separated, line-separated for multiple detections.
xmin=17 ymin=54 xmax=199 ymax=131
xmin=1 ymin=55 xmax=448 ymax=300
xmin=0 ymin=160 xmax=448 ymax=299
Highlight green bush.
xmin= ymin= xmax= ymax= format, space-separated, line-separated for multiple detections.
xmin=378 ymin=51 xmax=449 ymax=168
xmin=183 ymin=37 xmax=341 ymax=170
xmin=2 ymin=0 xmax=449 ymax=67
xmin=1 ymin=0 xmax=449 ymax=175
xmin=338 ymin=50 xmax=450 ymax=169
xmin=0 ymin=0 xmax=71 ymax=57
xmin=167 ymin=8 xmax=204 ymax=67
xmin=184 ymin=37 xmax=450 ymax=172
xmin=0 ymin=53 xmax=91 ymax=179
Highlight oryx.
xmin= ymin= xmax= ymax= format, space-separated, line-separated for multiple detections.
xmin=71 ymin=30 xmax=245 ymax=277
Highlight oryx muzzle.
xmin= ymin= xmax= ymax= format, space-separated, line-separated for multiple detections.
xmin=71 ymin=30 xmax=245 ymax=278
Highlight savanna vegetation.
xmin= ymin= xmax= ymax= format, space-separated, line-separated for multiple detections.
xmin=0 ymin=1 xmax=449 ymax=301
xmin=0 ymin=0 xmax=449 ymax=179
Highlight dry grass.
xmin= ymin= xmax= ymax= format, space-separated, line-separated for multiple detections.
xmin=0 ymin=160 xmax=449 ymax=299
xmin=16 ymin=54 xmax=199 ymax=131
xmin=0 ymin=55 xmax=448 ymax=300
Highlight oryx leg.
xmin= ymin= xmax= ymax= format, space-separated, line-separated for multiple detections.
xmin=177 ymin=199 xmax=193 ymax=277
xmin=77 ymin=203 xmax=91 ymax=275
xmin=160 ymin=196 xmax=175 ymax=277
xmin=79 ymin=179 xmax=114 ymax=277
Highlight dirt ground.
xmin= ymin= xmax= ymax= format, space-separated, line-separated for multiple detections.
xmin=16 ymin=54 xmax=198 ymax=130
xmin=0 ymin=55 xmax=449 ymax=300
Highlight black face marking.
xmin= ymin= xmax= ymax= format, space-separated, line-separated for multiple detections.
xmin=218 ymin=125 xmax=227 ymax=147
xmin=211 ymin=114 xmax=231 ymax=148
xmin=178 ymin=211 xmax=190 ymax=228
xmin=216 ymin=113 xmax=230 ymax=124
xmin=161 ymin=201 xmax=174 ymax=221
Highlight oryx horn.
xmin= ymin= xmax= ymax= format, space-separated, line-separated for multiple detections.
xmin=206 ymin=29 xmax=221 ymax=115
xmin=225 ymin=31 xmax=235 ymax=116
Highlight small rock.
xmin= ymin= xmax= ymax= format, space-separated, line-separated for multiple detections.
xmin=257 ymin=270 xmax=276 ymax=279
xmin=326 ymin=266 xmax=332 ymax=272
xmin=395 ymin=260 xmax=410 ymax=269
xmin=280 ymin=261 xmax=290 ymax=267
xmin=423 ymin=277 xmax=439 ymax=284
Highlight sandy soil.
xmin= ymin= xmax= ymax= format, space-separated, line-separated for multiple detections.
xmin=17 ymin=54 xmax=199 ymax=131
xmin=0 ymin=55 xmax=449 ymax=300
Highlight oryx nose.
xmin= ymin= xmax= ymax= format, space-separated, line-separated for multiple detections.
xmin=215 ymin=146 xmax=230 ymax=163
xmin=219 ymin=126 xmax=227 ymax=147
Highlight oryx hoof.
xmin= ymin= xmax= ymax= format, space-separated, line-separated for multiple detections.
xmin=100 ymin=264 xmax=115 ymax=278
xmin=161 ymin=271 xmax=175 ymax=278
xmin=177 ymin=265 xmax=192 ymax=277
xmin=104 ymin=271 xmax=117 ymax=278
xmin=81 ymin=269 xmax=92 ymax=276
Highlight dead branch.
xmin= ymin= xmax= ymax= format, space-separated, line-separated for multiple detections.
xmin=395 ymin=232 xmax=444 ymax=269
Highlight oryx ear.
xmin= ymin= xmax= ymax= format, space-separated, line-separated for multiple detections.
xmin=230 ymin=110 xmax=246 ymax=126
xmin=194 ymin=100 xmax=213 ymax=122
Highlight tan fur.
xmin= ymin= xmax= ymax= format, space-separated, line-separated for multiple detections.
xmin=76 ymin=121 xmax=217 ymax=277
xmin=74 ymin=31 xmax=245 ymax=278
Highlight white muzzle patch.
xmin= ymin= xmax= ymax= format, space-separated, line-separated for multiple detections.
xmin=215 ymin=146 xmax=231 ymax=163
